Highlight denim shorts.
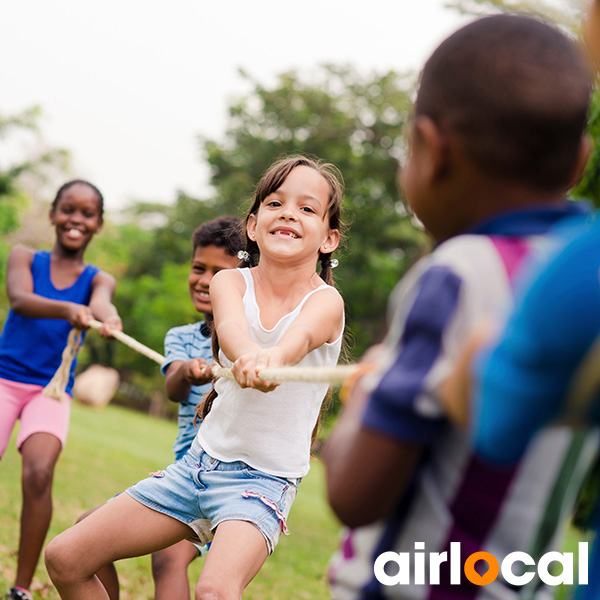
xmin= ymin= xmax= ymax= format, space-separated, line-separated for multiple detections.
xmin=126 ymin=438 xmax=299 ymax=554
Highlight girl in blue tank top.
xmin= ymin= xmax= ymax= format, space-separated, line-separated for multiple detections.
xmin=0 ymin=180 xmax=122 ymax=600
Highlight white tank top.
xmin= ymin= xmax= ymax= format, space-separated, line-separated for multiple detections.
xmin=197 ymin=268 xmax=343 ymax=478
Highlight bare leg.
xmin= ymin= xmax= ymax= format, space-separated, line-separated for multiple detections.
xmin=45 ymin=493 xmax=194 ymax=600
xmin=194 ymin=520 xmax=269 ymax=600
xmin=152 ymin=540 xmax=199 ymax=600
xmin=15 ymin=433 xmax=62 ymax=591
xmin=77 ymin=506 xmax=120 ymax=600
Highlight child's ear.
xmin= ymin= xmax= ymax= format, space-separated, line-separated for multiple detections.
xmin=95 ymin=219 xmax=104 ymax=234
xmin=567 ymin=134 xmax=593 ymax=190
xmin=320 ymin=229 xmax=340 ymax=255
xmin=246 ymin=214 xmax=257 ymax=241
xmin=413 ymin=116 xmax=448 ymax=182
xmin=49 ymin=208 xmax=56 ymax=225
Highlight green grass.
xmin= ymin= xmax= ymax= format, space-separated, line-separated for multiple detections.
xmin=0 ymin=402 xmax=341 ymax=599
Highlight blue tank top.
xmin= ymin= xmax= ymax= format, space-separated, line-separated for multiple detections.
xmin=0 ymin=250 xmax=100 ymax=394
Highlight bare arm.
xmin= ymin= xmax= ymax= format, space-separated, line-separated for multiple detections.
xmin=273 ymin=287 xmax=344 ymax=363
xmin=210 ymin=269 xmax=261 ymax=362
xmin=7 ymin=245 xmax=92 ymax=328
xmin=164 ymin=358 xmax=212 ymax=403
xmin=323 ymin=370 xmax=424 ymax=528
xmin=88 ymin=270 xmax=122 ymax=338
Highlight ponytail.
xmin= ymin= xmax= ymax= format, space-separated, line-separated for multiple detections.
xmin=318 ymin=252 xmax=336 ymax=286
xmin=193 ymin=314 xmax=219 ymax=424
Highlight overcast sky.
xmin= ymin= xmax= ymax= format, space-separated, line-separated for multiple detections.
xmin=0 ymin=1 xmax=472 ymax=213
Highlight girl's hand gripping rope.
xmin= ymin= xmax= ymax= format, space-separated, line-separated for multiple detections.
xmin=65 ymin=303 xmax=94 ymax=330
xmin=96 ymin=314 xmax=123 ymax=339
xmin=231 ymin=348 xmax=281 ymax=392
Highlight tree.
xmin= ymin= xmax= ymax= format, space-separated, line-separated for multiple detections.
xmin=0 ymin=107 xmax=69 ymax=319
xmin=201 ymin=65 xmax=426 ymax=356
xmin=574 ymin=92 xmax=600 ymax=206
xmin=121 ymin=195 xmax=223 ymax=279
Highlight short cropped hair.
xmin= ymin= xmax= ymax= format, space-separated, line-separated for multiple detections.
xmin=192 ymin=216 xmax=244 ymax=257
xmin=415 ymin=14 xmax=592 ymax=190
xmin=52 ymin=180 xmax=104 ymax=218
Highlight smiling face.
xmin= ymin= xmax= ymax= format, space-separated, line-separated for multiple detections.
xmin=188 ymin=244 xmax=240 ymax=314
xmin=246 ymin=165 xmax=340 ymax=265
xmin=50 ymin=183 xmax=103 ymax=253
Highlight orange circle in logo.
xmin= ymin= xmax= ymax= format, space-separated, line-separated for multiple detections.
xmin=464 ymin=552 xmax=500 ymax=586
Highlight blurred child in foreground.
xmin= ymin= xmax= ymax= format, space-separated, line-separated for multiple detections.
xmin=324 ymin=14 xmax=598 ymax=599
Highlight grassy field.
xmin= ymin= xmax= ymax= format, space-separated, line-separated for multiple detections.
xmin=0 ymin=402 xmax=341 ymax=599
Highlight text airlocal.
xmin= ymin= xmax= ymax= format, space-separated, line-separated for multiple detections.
xmin=374 ymin=542 xmax=588 ymax=587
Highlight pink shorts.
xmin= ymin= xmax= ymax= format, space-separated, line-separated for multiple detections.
xmin=0 ymin=377 xmax=71 ymax=458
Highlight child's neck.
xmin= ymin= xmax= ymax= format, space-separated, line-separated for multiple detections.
xmin=49 ymin=244 xmax=88 ymax=289
xmin=251 ymin=259 xmax=323 ymax=328
xmin=52 ymin=242 xmax=87 ymax=264
xmin=253 ymin=259 xmax=321 ymax=293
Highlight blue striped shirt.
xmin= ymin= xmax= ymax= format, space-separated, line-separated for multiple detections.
xmin=329 ymin=203 xmax=598 ymax=600
xmin=161 ymin=322 xmax=212 ymax=460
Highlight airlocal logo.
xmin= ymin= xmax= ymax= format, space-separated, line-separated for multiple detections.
xmin=374 ymin=542 xmax=588 ymax=587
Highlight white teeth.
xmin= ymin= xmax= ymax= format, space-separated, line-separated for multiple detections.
xmin=274 ymin=230 xmax=298 ymax=239
xmin=68 ymin=229 xmax=82 ymax=238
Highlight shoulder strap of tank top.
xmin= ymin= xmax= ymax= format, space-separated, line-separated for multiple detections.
xmin=238 ymin=267 xmax=254 ymax=293
xmin=294 ymin=283 xmax=333 ymax=314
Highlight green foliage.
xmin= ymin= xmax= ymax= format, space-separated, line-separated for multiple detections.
xmin=122 ymin=194 xmax=224 ymax=279
xmin=0 ymin=106 xmax=69 ymax=192
xmin=79 ymin=261 xmax=200 ymax=401
xmin=202 ymin=64 xmax=426 ymax=356
xmin=0 ymin=106 xmax=69 ymax=321
xmin=572 ymin=455 xmax=600 ymax=531
xmin=0 ymin=194 xmax=24 ymax=321
xmin=574 ymin=90 xmax=600 ymax=207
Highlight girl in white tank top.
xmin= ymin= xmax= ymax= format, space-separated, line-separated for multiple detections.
xmin=45 ymin=156 xmax=346 ymax=600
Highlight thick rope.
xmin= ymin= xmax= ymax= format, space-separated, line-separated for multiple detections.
xmin=44 ymin=319 xmax=367 ymax=401
xmin=43 ymin=328 xmax=85 ymax=402
xmin=88 ymin=319 xmax=164 ymax=365
xmin=210 ymin=364 xmax=363 ymax=386
xmin=43 ymin=320 xmax=165 ymax=401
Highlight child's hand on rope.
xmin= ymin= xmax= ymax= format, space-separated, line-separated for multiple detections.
xmin=183 ymin=358 xmax=213 ymax=386
xmin=439 ymin=321 xmax=498 ymax=428
xmin=97 ymin=315 xmax=123 ymax=339
xmin=66 ymin=303 xmax=94 ymax=330
xmin=232 ymin=349 xmax=281 ymax=392
xmin=339 ymin=344 xmax=382 ymax=406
